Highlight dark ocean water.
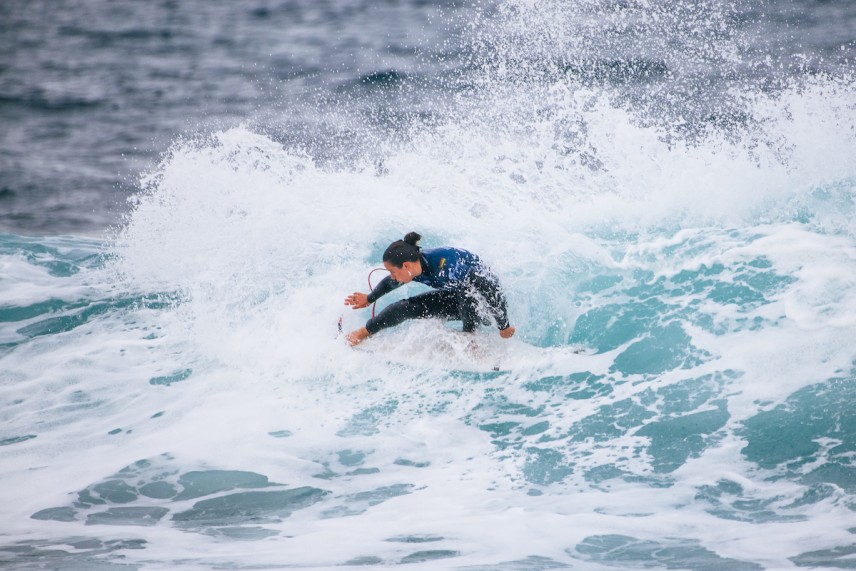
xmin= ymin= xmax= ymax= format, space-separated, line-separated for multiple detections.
xmin=0 ymin=0 xmax=475 ymax=233
xmin=2 ymin=1 xmax=856 ymax=570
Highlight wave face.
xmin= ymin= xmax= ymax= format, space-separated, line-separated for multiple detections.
xmin=3 ymin=0 xmax=856 ymax=569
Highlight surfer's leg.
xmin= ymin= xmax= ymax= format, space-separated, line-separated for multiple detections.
xmin=457 ymin=288 xmax=482 ymax=333
xmin=365 ymin=290 xmax=458 ymax=334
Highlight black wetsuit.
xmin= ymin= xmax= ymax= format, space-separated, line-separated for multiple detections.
xmin=365 ymin=247 xmax=511 ymax=335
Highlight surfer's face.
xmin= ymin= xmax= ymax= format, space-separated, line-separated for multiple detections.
xmin=384 ymin=260 xmax=419 ymax=283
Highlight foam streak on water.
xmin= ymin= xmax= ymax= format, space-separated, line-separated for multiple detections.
xmin=3 ymin=0 xmax=856 ymax=569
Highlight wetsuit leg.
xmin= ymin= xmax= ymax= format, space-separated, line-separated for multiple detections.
xmin=457 ymin=288 xmax=482 ymax=333
xmin=365 ymin=289 xmax=460 ymax=334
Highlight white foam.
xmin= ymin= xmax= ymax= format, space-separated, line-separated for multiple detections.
xmin=4 ymin=4 xmax=856 ymax=566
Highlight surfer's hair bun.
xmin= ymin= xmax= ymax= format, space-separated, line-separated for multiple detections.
xmin=383 ymin=232 xmax=422 ymax=267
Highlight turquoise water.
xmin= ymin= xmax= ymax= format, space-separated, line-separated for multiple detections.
xmin=3 ymin=198 xmax=856 ymax=568
xmin=3 ymin=0 xmax=856 ymax=569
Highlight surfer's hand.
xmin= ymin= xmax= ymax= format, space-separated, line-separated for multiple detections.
xmin=345 ymin=292 xmax=370 ymax=309
xmin=499 ymin=326 xmax=516 ymax=339
xmin=346 ymin=327 xmax=370 ymax=346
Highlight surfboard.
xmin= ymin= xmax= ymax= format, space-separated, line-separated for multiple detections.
xmin=340 ymin=320 xmax=507 ymax=372
xmin=337 ymin=315 xmax=595 ymax=375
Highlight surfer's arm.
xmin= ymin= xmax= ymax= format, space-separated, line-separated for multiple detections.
xmin=345 ymin=276 xmax=402 ymax=309
xmin=491 ymin=298 xmax=512 ymax=332
xmin=345 ymin=293 xmax=370 ymax=309
xmin=366 ymin=276 xmax=402 ymax=303
xmin=469 ymin=272 xmax=513 ymax=333
xmin=494 ymin=302 xmax=515 ymax=338
xmin=344 ymin=276 xmax=402 ymax=345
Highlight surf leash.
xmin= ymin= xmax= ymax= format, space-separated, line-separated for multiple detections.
xmin=366 ymin=267 xmax=387 ymax=318
xmin=337 ymin=267 xmax=389 ymax=339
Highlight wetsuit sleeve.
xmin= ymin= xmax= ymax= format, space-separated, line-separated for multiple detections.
xmin=366 ymin=276 xmax=402 ymax=303
xmin=490 ymin=287 xmax=511 ymax=331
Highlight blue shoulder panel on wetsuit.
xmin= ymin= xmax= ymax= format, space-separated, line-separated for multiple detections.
xmin=414 ymin=247 xmax=483 ymax=289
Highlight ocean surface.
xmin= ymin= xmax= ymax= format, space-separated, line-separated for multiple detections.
xmin=2 ymin=0 xmax=856 ymax=569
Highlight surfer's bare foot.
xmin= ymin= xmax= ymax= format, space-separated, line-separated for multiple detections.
xmin=346 ymin=327 xmax=370 ymax=346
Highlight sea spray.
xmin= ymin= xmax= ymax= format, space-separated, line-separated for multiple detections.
xmin=2 ymin=0 xmax=856 ymax=568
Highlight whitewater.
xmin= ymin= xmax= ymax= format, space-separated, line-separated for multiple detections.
xmin=2 ymin=0 xmax=856 ymax=569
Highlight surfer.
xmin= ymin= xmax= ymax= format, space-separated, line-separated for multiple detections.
xmin=344 ymin=232 xmax=516 ymax=346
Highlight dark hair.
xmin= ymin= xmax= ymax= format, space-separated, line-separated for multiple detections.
xmin=383 ymin=232 xmax=422 ymax=267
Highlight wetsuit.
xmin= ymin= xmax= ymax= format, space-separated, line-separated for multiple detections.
xmin=365 ymin=247 xmax=511 ymax=335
